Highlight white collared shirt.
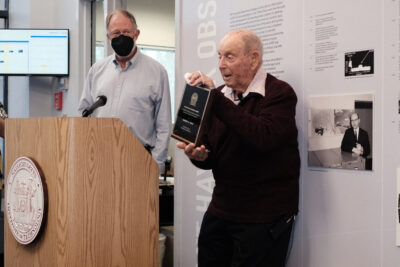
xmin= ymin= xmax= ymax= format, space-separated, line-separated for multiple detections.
xmin=78 ymin=49 xmax=171 ymax=170
xmin=354 ymin=128 xmax=359 ymax=140
xmin=221 ymin=67 xmax=267 ymax=104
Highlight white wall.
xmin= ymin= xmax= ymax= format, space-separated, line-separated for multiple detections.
xmin=7 ymin=0 xmax=30 ymax=118
xmin=96 ymin=0 xmax=175 ymax=48
xmin=96 ymin=2 xmax=106 ymax=46
xmin=127 ymin=0 xmax=175 ymax=48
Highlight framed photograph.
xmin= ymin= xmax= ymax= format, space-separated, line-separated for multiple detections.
xmin=308 ymin=93 xmax=373 ymax=171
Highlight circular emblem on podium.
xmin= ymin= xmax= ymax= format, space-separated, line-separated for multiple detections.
xmin=6 ymin=157 xmax=45 ymax=245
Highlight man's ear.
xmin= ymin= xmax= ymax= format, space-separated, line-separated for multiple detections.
xmin=250 ymin=51 xmax=260 ymax=70
xmin=134 ymin=29 xmax=141 ymax=41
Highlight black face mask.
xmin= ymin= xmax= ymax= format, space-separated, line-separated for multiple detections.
xmin=111 ymin=35 xmax=134 ymax=57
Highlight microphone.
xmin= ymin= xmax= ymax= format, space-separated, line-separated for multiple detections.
xmin=82 ymin=95 xmax=107 ymax=117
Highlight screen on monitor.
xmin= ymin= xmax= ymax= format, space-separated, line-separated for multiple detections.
xmin=0 ymin=29 xmax=69 ymax=76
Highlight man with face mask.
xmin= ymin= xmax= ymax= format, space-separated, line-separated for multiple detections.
xmin=78 ymin=9 xmax=171 ymax=171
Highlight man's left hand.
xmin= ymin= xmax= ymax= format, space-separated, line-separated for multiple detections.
xmin=177 ymin=142 xmax=209 ymax=161
xmin=356 ymin=143 xmax=364 ymax=155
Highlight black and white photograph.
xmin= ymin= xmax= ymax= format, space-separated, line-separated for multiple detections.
xmin=308 ymin=93 xmax=373 ymax=171
xmin=345 ymin=50 xmax=374 ymax=76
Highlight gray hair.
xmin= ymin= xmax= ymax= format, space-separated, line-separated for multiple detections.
xmin=106 ymin=9 xmax=137 ymax=30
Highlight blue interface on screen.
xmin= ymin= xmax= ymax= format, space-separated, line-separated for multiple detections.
xmin=0 ymin=29 xmax=69 ymax=75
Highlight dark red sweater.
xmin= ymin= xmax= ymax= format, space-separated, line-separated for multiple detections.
xmin=191 ymin=73 xmax=300 ymax=223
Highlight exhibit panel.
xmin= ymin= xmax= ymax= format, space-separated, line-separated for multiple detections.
xmin=303 ymin=1 xmax=385 ymax=265
xmin=175 ymin=0 xmax=304 ymax=266
xmin=174 ymin=1 xmax=225 ymax=265
xmin=384 ymin=1 xmax=400 ymax=260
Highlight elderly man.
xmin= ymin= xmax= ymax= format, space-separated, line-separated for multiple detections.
xmin=177 ymin=30 xmax=300 ymax=267
xmin=78 ymin=9 xmax=171 ymax=170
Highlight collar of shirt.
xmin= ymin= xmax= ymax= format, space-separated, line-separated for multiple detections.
xmin=221 ymin=67 xmax=267 ymax=104
xmin=112 ymin=48 xmax=141 ymax=71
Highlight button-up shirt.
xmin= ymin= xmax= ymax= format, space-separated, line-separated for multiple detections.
xmin=221 ymin=67 xmax=267 ymax=104
xmin=78 ymin=49 xmax=171 ymax=170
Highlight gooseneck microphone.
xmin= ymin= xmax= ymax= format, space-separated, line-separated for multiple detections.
xmin=82 ymin=95 xmax=107 ymax=117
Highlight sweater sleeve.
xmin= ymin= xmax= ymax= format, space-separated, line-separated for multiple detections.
xmin=190 ymin=155 xmax=214 ymax=170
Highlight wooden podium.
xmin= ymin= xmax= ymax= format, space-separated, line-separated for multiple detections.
xmin=4 ymin=118 xmax=159 ymax=267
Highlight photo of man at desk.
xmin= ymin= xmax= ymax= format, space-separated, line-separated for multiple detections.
xmin=307 ymin=94 xmax=373 ymax=171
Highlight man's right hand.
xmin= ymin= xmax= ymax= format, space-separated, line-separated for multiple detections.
xmin=185 ymin=71 xmax=215 ymax=89
xmin=352 ymin=144 xmax=363 ymax=156
xmin=176 ymin=142 xmax=209 ymax=161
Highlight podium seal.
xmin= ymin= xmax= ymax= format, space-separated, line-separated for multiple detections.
xmin=6 ymin=157 xmax=46 ymax=245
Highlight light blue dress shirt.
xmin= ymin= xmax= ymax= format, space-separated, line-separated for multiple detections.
xmin=78 ymin=49 xmax=171 ymax=170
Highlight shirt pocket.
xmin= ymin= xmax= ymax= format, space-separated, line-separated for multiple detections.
xmin=125 ymin=90 xmax=155 ymax=114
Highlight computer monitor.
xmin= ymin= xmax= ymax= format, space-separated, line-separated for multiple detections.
xmin=0 ymin=29 xmax=69 ymax=76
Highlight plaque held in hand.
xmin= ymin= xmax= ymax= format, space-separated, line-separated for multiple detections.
xmin=171 ymin=83 xmax=213 ymax=145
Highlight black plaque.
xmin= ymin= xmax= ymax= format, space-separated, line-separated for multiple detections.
xmin=171 ymin=83 xmax=213 ymax=145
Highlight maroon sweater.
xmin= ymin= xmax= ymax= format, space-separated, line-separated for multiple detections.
xmin=191 ymin=73 xmax=300 ymax=223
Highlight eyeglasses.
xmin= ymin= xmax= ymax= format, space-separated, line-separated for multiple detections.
xmin=108 ymin=30 xmax=135 ymax=38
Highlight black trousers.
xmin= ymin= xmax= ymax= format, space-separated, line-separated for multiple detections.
xmin=198 ymin=212 xmax=294 ymax=267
